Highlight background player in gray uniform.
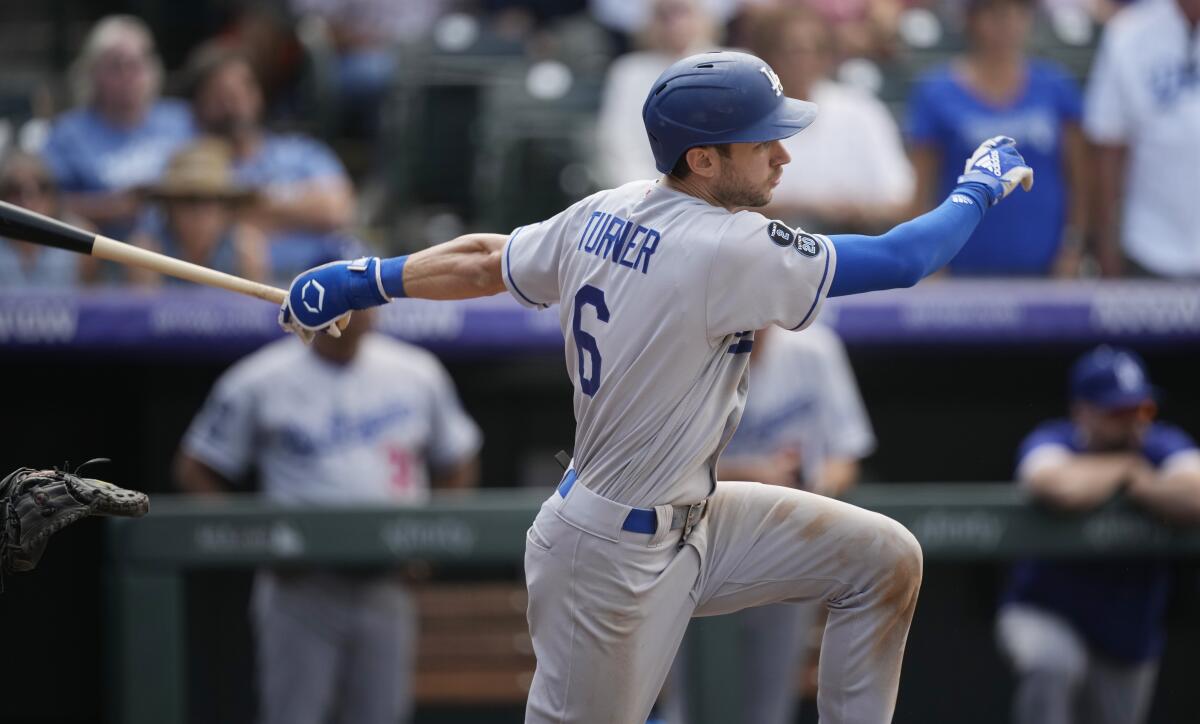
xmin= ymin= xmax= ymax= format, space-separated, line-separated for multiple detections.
xmin=666 ymin=322 xmax=876 ymax=724
xmin=176 ymin=310 xmax=481 ymax=724
xmin=275 ymin=50 xmax=1034 ymax=723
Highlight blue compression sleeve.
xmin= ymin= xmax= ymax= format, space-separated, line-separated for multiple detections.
xmin=827 ymin=184 xmax=988 ymax=297
xmin=379 ymin=255 xmax=409 ymax=298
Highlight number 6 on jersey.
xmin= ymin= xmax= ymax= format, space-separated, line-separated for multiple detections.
xmin=573 ymin=285 xmax=609 ymax=397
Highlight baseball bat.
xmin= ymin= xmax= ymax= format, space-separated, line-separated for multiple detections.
xmin=0 ymin=200 xmax=287 ymax=305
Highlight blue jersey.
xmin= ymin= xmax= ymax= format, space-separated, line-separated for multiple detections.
xmin=233 ymin=134 xmax=351 ymax=279
xmin=40 ymin=100 xmax=194 ymax=238
xmin=1003 ymin=419 xmax=1198 ymax=662
xmin=906 ymin=61 xmax=1081 ymax=275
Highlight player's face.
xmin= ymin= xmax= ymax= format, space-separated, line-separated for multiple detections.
xmin=1073 ymin=401 xmax=1156 ymax=451
xmin=313 ymin=307 xmax=374 ymax=361
xmin=712 ymin=140 xmax=791 ymax=209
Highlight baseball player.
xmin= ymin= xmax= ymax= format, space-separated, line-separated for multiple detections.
xmin=176 ymin=310 xmax=481 ymax=724
xmin=997 ymin=346 xmax=1200 ymax=724
xmin=276 ymin=51 xmax=1034 ymax=723
xmin=665 ymin=322 xmax=876 ymax=724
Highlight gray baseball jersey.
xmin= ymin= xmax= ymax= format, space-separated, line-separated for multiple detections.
xmin=502 ymin=179 xmax=837 ymax=507
xmin=184 ymin=332 xmax=481 ymax=504
xmin=725 ymin=323 xmax=875 ymax=486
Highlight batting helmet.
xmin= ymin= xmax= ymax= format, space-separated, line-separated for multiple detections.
xmin=641 ymin=51 xmax=819 ymax=175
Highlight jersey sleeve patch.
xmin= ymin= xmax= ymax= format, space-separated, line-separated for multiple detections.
xmin=766 ymin=220 xmax=795 ymax=247
xmin=795 ymin=232 xmax=821 ymax=257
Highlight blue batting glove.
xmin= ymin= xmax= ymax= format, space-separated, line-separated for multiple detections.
xmin=277 ymin=256 xmax=390 ymax=343
xmin=957 ymin=135 xmax=1034 ymax=207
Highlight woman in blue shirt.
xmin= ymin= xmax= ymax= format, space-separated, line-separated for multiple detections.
xmin=906 ymin=0 xmax=1087 ymax=276
xmin=40 ymin=16 xmax=193 ymax=241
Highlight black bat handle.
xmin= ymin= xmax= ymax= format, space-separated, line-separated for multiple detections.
xmin=0 ymin=200 xmax=97 ymax=254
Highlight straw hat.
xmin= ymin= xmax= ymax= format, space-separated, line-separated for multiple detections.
xmin=146 ymin=138 xmax=256 ymax=203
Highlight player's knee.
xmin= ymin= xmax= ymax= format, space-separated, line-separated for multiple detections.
xmin=874 ymin=517 xmax=924 ymax=596
xmin=998 ymin=606 xmax=1088 ymax=682
xmin=1020 ymin=652 xmax=1087 ymax=687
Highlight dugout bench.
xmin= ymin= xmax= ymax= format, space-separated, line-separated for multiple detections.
xmin=106 ymin=485 xmax=1200 ymax=724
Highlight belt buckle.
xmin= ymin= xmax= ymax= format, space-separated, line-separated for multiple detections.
xmin=678 ymin=500 xmax=707 ymax=548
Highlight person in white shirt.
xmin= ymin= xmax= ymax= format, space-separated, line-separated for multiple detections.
xmin=1085 ymin=0 xmax=1200 ymax=277
xmin=749 ymin=5 xmax=914 ymax=233
xmin=175 ymin=310 xmax=481 ymax=724
xmin=664 ymin=323 xmax=876 ymax=724
xmin=594 ymin=0 xmax=721 ymax=187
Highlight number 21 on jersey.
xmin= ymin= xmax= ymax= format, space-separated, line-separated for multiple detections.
xmin=573 ymin=285 xmax=609 ymax=397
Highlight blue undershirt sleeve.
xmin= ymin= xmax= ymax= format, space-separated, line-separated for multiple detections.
xmin=827 ymin=184 xmax=989 ymax=297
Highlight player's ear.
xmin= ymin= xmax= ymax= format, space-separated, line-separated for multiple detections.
xmin=686 ymin=146 xmax=719 ymax=179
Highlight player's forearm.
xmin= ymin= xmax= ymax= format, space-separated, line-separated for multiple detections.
xmin=827 ymin=185 xmax=987 ymax=297
xmin=383 ymin=233 xmax=507 ymax=300
xmin=1129 ymin=470 xmax=1200 ymax=522
xmin=1023 ymin=455 xmax=1136 ymax=510
xmin=1062 ymin=124 xmax=1089 ymax=238
xmin=432 ymin=458 xmax=481 ymax=491
xmin=817 ymin=458 xmax=860 ymax=498
xmin=173 ymin=453 xmax=232 ymax=497
xmin=1091 ymin=144 xmax=1126 ymax=274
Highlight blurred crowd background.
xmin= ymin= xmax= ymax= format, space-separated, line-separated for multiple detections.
xmin=1 ymin=0 xmax=1197 ymax=283
xmin=2 ymin=0 xmax=1200 ymax=723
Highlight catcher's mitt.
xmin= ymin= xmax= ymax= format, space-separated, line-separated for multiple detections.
xmin=1 ymin=459 xmax=149 ymax=574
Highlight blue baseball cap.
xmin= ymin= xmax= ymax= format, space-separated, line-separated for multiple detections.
xmin=1069 ymin=346 xmax=1156 ymax=409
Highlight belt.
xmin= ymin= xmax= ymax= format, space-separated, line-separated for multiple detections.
xmin=557 ymin=469 xmax=708 ymax=537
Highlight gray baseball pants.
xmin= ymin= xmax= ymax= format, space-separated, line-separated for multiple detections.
xmin=996 ymin=604 xmax=1158 ymax=724
xmin=523 ymin=478 xmax=923 ymax=724
xmin=251 ymin=570 xmax=417 ymax=724
xmin=663 ymin=601 xmax=821 ymax=724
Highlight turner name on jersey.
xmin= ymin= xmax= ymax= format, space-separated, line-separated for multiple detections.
xmin=576 ymin=210 xmax=662 ymax=274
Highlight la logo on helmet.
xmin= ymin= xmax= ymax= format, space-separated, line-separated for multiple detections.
xmin=759 ymin=66 xmax=783 ymax=96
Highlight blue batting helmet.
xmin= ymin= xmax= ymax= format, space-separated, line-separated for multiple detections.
xmin=1069 ymin=346 xmax=1156 ymax=409
xmin=641 ymin=51 xmax=819 ymax=175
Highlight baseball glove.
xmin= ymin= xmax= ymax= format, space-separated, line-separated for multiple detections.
xmin=1 ymin=459 xmax=149 ymax=574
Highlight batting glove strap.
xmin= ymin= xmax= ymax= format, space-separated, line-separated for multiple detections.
xmin=344 ymin=257 xmax=391 ymax=308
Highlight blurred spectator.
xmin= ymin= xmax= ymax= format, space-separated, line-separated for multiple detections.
xmin=594 ymin=0 xmax=721 ymax=186
xmin=907 ymin=0 xmax=1087 ymax=277
xmin=590 ymin=0 xmax=737 ymax=50
xmin=0 ymin=151 xmax=98 ymax=287
xmin=212 ymin=3 xmax=316 ymax=125
xmin=665 ymin=323 xmax=876 ymax=724
xmin=291 ymin=0 xmax=449 ymax=46
xmin=1084 ymin=0 xmax=1200 ymax=278
xmin=287 ymin=0 xmax=457 ymax=138
xmin=175 ymin=310 xmax=482 ymax=724
xmin=747 ymin=6 xmax=913 ymax=233
xmin=128 ymin=139 xmax=267 ymax=286
xmin=40 ymin=15 xmax=193 ymax=241
xmin=772 ymin=0 xmax=903 ymax=60
xmin=185 ymin=45 xmax=355 ymax=282
xmin=998 ymin=346 xmax=1200 ymax=724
